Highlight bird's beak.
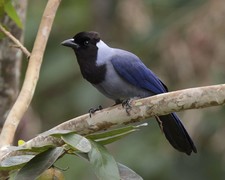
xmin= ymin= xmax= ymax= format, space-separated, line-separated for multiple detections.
xmin=61 ymin=38 xmax=79 ymax=49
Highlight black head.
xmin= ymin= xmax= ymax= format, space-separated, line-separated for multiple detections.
xmin=61 ymin=31 xmax=100 ymax=51
xmin=61 ymin=31 xmax=106 ymax=84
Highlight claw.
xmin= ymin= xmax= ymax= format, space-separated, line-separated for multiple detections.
xmin=88 ymin=105 xmax=103 ymax=117
xmin=122 ymin=99 xmax=132 ymax=115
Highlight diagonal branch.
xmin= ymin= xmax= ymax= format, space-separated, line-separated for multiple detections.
xmin=0 ymin=24 xmax=30 ymax=58
xmin=0 ymin=0 xmax=62 ymax=146
xmin=23 ymin=84 xmax=225 ymax=148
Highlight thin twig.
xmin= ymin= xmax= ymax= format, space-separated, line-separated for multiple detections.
xmin=0 ymin=24 xmax=31 ymax=58
xmin=0 ymin=0 xmax=62 ymax=146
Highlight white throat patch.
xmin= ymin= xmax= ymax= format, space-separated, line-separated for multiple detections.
xmin=96 ymin=40 xmax=113 ymax=65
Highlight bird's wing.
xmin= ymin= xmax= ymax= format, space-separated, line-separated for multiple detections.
xmin=111 ymin=50 xmax=168 ymax=94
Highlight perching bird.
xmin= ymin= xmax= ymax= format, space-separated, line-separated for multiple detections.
xmin=61 ymin=31 xmax=197 ymax=155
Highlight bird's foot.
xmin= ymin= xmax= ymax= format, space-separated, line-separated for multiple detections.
xmin=122 ymin=99 xmax=133 ymax=115
xmin=88 ymin=105 xmax=103 ymax=117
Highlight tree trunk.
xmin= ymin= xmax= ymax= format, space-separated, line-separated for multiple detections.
xmin=0 ymin=1 xmax=27 ymax=130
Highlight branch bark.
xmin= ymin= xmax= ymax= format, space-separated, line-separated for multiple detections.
xmin=20 ymin=84 xmax=225 ymax=149
xmin=0 ymin=0 xmax=61 ymax=146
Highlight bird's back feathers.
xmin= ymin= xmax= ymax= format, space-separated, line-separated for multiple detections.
xmin=111 ymin=49 xmax=168 ymax=94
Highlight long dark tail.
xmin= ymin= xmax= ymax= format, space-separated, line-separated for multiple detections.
xmin=157 ymin=113 xmax=197 ymax=155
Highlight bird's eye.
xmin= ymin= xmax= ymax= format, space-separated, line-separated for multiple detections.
xmin=84 ymin=40 xmax=89 ymax=46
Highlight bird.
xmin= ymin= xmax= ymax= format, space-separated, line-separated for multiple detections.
xmin=61 ymin=31 xmax=197 ymax=155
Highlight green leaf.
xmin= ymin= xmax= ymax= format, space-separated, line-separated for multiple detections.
xmin=88 ymin=140 xmax=120 ymax=180
xmin=15 ymin=147 xmax=64 ymax=180
xmin=4 ymin=1 xmax=23 ymax=28
xmin=0 ymin=155 xmax=34 ymax=170
xmin=118 ymin=163 xmax=143 ymax=180
xmin=61 ymin=133 xmax=92 ymax=153
xmin=87 ymin=123 xmax=148 ymax=145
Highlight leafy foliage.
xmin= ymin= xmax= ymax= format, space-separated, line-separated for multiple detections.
xmin=0 ymin=124 xmax=146 ymax=179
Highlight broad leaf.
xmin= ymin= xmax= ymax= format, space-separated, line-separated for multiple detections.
xmin=88 ymin=140 xmax=120 ymax=180
xmin=61 ymin=133 xmax=91 ymax=153
xmin=0 ymin=155 xmax=34 ymax=170
xmin=118 ymin=163 xmax=143 ymax=180
xmin=15 ymin=147 xmax=64 ymax=180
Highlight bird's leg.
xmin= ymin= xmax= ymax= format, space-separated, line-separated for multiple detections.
xmin=88 ymin=105 xmax=103 ymax=117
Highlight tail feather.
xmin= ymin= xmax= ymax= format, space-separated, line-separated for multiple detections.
xmin=157 ymin=113 xmax=197 ymax=155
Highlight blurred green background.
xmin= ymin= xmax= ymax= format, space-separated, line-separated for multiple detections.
xmin=20 ymin=0 xmax=225 ymax=179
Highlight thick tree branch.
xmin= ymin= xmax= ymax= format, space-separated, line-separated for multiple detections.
xmin=0 ymin=84 xmax=225 ymax=161
xmin=21 ymin=84 xmax=225 ymax=149
xmin=0 ymin=0 xmax=61 ymax=146
xmin=0 ymin=24 xmax=30 ymax=58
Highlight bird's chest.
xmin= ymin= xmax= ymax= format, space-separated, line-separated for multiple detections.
xmin=79 ymin=62 xmax=107 ymax=84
